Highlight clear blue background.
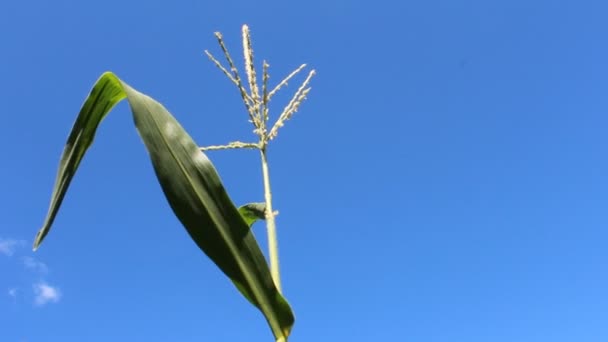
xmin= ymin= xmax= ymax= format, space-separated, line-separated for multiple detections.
xmin=1 ymin=1 xmax=607 ymax=341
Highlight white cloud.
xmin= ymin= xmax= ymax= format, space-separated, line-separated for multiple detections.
xmin=33 ymin=282 xmax=61 ymax=306
xmin=23 ymin=256 xmax=49 ymax=274
xmin=0 ymin=238 xmax=25 ymax=256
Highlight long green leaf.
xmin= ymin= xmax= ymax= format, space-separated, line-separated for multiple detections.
xmin=33 ymin=72 xmax=294 ymax=339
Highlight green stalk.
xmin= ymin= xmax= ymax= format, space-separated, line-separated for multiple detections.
xmin=260 ymin=145 xmax=282 ymax=293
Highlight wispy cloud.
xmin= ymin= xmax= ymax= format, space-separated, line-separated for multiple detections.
xmin=33 ymin=282 xmax=61 ymax=306
xmin=23 ymin=256 xmax=49 ymax=274
xmin=0 ymin=238 xmax=25 ymax=256
xmin=0 ymin=239 xmax=62 ymax=307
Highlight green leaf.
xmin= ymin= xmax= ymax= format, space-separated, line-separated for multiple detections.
xmin=33 ymin=72 xmax=294 ymax=339
xmin=238 ymin=202 xmax=267 ymax=227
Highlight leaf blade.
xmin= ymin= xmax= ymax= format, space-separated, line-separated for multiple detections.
xmin=34 ymin=72 xmax=294 ymax=339
xmin=33 ymin=74 xmax=126 ymax=249
xmin=238 ymin=202 xmax=267 ymax=227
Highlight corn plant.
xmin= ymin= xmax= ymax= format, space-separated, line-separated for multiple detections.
xmin=33 ymin=25 xmax=315 ymax=342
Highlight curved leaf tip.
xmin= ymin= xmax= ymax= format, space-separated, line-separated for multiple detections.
xmin=238 ymin=202 xmax=267 ymax=227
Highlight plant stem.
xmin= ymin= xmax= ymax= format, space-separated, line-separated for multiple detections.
xmin=260 ymin=145 xmax=282 ymax=293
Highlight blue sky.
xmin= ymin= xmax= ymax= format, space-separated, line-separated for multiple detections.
xmin=1 ymin=0 xmax=608 ymax=341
